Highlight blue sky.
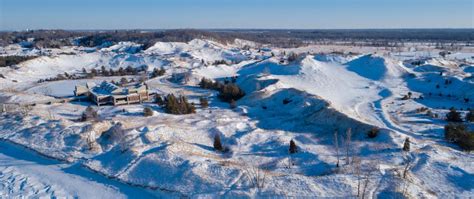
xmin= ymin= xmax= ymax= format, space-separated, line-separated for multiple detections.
xmin=1 ymin=0 xmax=472 ymax=30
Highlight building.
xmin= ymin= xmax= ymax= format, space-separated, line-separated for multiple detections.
xmin=74 ymin=81 xmax=150 ymax=106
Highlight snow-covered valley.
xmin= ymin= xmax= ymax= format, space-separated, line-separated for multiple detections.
xmin=0 ymin=38 xmax=473 ymax=198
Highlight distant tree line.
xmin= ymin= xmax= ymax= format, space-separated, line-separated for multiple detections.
xmin=0 ymin=56 xmax=38 ymax=67
xmin=37 ymin=65 xmax=165 ymax=83
xmin=2 ymin=29 xmax=472 ymax=49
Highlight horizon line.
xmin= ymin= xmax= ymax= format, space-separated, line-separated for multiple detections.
xmin=1 ymin=27 xmax=473 ymax=32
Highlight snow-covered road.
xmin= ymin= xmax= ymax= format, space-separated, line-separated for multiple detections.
xmin=0 ymin=140 xmax=158 ymax=198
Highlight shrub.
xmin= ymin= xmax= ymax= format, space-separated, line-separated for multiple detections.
xmin=120 ymin=77 xmax=128 ymax=86
xmin=446 ymin=107 xmax=462 ymax=122
xmin=367 ymin=127 xmax=379 ymax=138
xmin=213 ymin=60 xmax=227 ymax=65
xmin=415 ymin=107 xmax=429 ymax=113
xmin=143 ymin=107 xmax=153 ymax=117
xmin=200 ymin=97 xmax=209 ymax=108
xmin=151 ymin=67 xmax=166 ymax=78
xmin=289 ymin=139 xmax=298 ymax=154
xmin=445 ymin=123 xmax=474 ymax=151
xmin=81 ymin=106 xmax=98 ymax=121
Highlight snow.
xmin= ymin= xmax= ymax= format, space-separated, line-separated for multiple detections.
xmin=1 ymin=39 xmax=474 ymax=198
xmin=0 ymin=141 xmax=164 ymax=198
xmin=101 ymin=42 xmax=143 ymax=54
xmin=145 ymin=39 xmax=248 ymax=63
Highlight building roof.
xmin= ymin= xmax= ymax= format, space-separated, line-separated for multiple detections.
xmin=87 ymin=81 xmax=147 ymax=97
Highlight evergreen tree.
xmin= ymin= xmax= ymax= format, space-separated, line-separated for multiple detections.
xmin=151 ymin=68 xmax=159 ymax=78
xmin=466 ymin=109 xmax=474 ymax=122
xmin=158 ymin=67 xmax=166 ymax=76
xmin=198 ymin=77 xmax=245 ymax=105
xmin=288 ymin=52 xmax=298 ymax=62
xmin=90 ymin=68 xmax=98 ymax=77
xmin=183 ymin=96 xmax=195 ymax=114
xmin=126 ymin=65 xmax=134 ymax=74
xmin=164 ymin=94 xmax=195 ymax=114
xmin=444 ymin=123 xmax=474 ymax=151
xmin=156 ymin=94 xmax=164 ymax=106
xmin=213 ymin=134 xmax=224 ymax=151
xmin=445 ymin=123 xmax=467 ymax=142
xmin=118 ymin=67 xmax=125 ymax=76
xmin=367 ymin=127 xmax=379 ymax=138
xmin=446 ymin=107 xmax=462 ymax=122
xmin=101 ymin=66 xmax=107 ymax=76
xmin=289 ymin=139 xmax=298 ymax=154
xmin=165 ymin=94 xmax=178 ymax=114
xmin=402 ymin=137 xmax=410 ymax=152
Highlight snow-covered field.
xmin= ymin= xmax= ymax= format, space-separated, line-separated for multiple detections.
xmin=0 ymin=39 xmax=473 ymax=198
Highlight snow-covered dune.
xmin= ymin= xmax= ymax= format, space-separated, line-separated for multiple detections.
xmin=145 ymin=39 xmax=248 ymax=63
xmin=245 ymin=56 xmax=384 ymax=127
xmin=101 ymin=42 xmax=143 ymax=54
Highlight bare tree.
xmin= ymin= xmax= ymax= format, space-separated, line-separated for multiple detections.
xmin=20 ymin=105 xmax=32 ymax=116
xmin=287 ymin=155 xmax=293 ymax=169
xmin=244 ymin=165 xmax=268 ymax=189
xmin=47 ymin=108 xmax=56 ymax=120
xmin=255 ymin=82 xmax=261 ymax=91
xmin=345 ymin=128 xmax=352 ymax=165
xmin=402 ymin=160 xmax=412 ymax=180
xmin=361 ymin=164 xmax=376 ymax=199
xmin=334 ymin=130 xmax=340 ymax=167
xmin=353 ymin=157 xmax=362 ymax=197
xmin=262 ymin=66 xmax=270 ymax=76
xmin=138 ymin=73 xmax=148 ymax=83
xmin=396 ymin=158 xmax=413 ymax=197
